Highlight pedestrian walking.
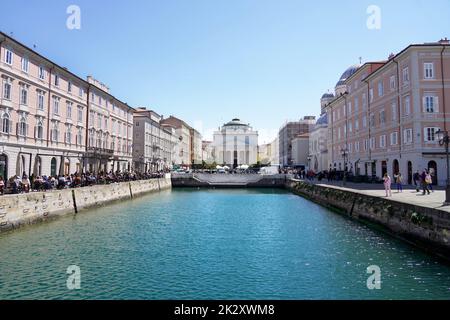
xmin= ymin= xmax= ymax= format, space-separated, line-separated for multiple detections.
xmin=421 ymin=170 xmax=431 ymax=195
xmin=425 ymin=171 xmax=433 ymax=193
xmin=413 ymin=170 xmax=420 ymax=192
xmin=383 ymin=173 xmax=392 ymax=197
xmin=394 ymin=173 xmax=403 ymax=193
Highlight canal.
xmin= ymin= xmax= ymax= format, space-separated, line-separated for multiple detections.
xmin=0 ymin=188 xmax=450 ymax=299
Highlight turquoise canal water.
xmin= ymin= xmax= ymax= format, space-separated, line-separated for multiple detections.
xmin=1 ymin=188 xmax=450 ymax=299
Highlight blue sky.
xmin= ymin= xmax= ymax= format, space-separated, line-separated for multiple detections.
xmin=1 ymin=0 xmax=449 ymax=143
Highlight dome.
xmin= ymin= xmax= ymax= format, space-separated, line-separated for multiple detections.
xmin=336 ymin=65 xmax=360 ymax=87
xmin=315 ymin=113 xmax=328 ymax=125
xmin=223 ymin=118 xmax=248 ymax=127
xmin=321 ymin=93 xmax=334 ymax=99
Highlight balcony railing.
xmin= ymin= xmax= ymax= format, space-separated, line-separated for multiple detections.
xmin=87 ymin=146 xmax=114 ymax=155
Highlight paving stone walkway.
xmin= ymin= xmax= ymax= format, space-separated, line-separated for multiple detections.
xmin=294 ymin=179 xmax=450 ymax=213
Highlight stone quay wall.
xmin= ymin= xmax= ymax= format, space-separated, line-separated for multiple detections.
xmin=0 ymin=177 xmax=172 ymax=232
xmin=286 ymin=181 xmax=450 ymax=261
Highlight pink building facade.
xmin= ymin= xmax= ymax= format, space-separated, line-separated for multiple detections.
xmin=326 ymin=39 xmax=450 ymax=186
xmin=0 ymin=32 xmax=133 ymax=180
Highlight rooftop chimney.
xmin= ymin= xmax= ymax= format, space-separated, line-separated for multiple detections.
xmin=388 ymin=53 xmax=395 ymax=60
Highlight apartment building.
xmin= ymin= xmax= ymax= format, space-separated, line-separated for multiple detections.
xmin=0 ymin=31 xmax=133 ymax=179
xmin=133 ymin=108 xmax=175 ymax=172
xmin=326 ymin=38 xmax=450 ymax=185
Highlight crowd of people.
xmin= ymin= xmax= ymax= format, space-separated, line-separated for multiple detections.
xmin=0 ymin=170 xmax=168 ymax=195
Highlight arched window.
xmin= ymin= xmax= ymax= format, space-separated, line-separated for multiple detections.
xmin=18 ymin=116 xmax=27 ymax=136
xmin=1 ymin=113 xmax=11 ymax=134
xmin=76 ymin=128 xmax=83 ymax=146
xmin=51 ymin=122 xmax=59 ymax=142
xmin=36 ymin=120 xmax=44 ymax=139
xmin=50 ymin=157 xmax=57 ymax=177
xmin=0 ymin=154 xmax=8 ymax=180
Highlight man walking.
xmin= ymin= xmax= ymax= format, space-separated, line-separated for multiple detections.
xmin=413 ymin=170 xmax=420 ymax=192
xmin=421 ymin=170 xmax=431 ymax=195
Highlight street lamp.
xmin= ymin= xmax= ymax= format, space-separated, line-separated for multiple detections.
xmin=436 ymin=129 xmax=450 ymax=204
xmin=340 ymin=148 xmax=348 ymax=186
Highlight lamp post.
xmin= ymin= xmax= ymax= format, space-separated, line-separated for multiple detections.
xmin=340 ymin=148 xmax=348 ymax=186
xmin=436 ymin=129 xmax=450 ymax=204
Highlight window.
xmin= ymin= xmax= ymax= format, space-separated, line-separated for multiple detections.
xmin=390 ymin=75 xmax=396 ymax=91
xmin=378 ymin=81 xmax=384 ymax=97
xmin=68 ymin=82 xmax=72 ymax=93
xmin=37 ymin=91 xmax=45 ymax=110
xmin=370 ymin=137 xmax=376 ymax=150
xmin=348 ymin=122 xmax=352 ymax=133
xmin=338 ymin=127 xmax=341 ymax=140
xmin=3 ymin=79 xmax=12 ymax=100
xmin=76 ymin=128 xmax=83 ymax=145
xmin=21 ymin=57 xmax=29 ymax=73
xmin=66 ymin=101 xmax=72 ymax=119
xmin=404 ymin=96 xmax=411 ymax=116
xmin=97 ymin=114 xmax=102 ymax=128
xmin=390 ymin=132 xmax=398 ymax=145
xmin=79 ymin=87 xmax=83 ymax=97
xmin=77 ymin=106 xmax=83 ymax=122
xmin=354 ymin=97 xmax=359 ymax=113
xmin=20 ymin=85 xmax=28 ymax=105
xmin=391 ymin=102 xmax=397 ymax=121
xmin=104 ymin=118 xmax=108 ymax=130
xmin=355 ymin=141 xmax=360 ymax=152
xmin=18 ymin=116 xmax=27 ymax=136
xmin=362 ymin=93 xmax=367 ymax=110
xmin=379 ymin=110 xmax=385 ymax=125
xmin=369 ymin=88 xmax=374 ymax=102
xmin=1 ymin=113 xmax=11 ymax=133
xmin=369 ymin=113 xmax=375 ymax=127
xmin=65 ymin=125 xmax=72 ymax=144
xmin=347 ymin=102 xmax=352 ymax=115
xmin=51 ymin=123 xmax=59 ymax=142
xmin=355 ymin=119 xmax=359 ymax=131
xmin=423 ymin=95 xmax=438 ymax=113
xmin=402 ymin=67 xmax=410 ymax=84
xmin=424 ymin=63 xmax=434 ymax=79
xmin=403 ymin=129 xmax=413 ymax=144
xmin=36 ymin=120 xmax=44 ymax=139
xmin=424 ymin=127 xmax=439 ymax=142
xmin=364 ymin=139 xmax=369 ymax=151
xmin=52 ymin=96 xmax=60 ymax=115
xmin=380 ymin=135 xmax=386 ymax=148
xmin=54 ymin=74 xmax=59 ymax=87
xmin=39 ymin=66 xmax=45 ymax=80
xmin=98 ymin=96 xmax=102 ymax=105
xmin=362 ymin=115 xmax=367 ymax=128
xmin=5 ymin=49 xmax=13 ymax=65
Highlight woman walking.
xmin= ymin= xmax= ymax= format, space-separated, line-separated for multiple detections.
xmin=383 ymin=173 xmax=392 ymax=197
xmin=394 ymin=173 xmax=403 ymax=193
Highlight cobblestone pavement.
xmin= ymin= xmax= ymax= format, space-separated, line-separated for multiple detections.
xmin=295 ymin=179 xmax=450 ymax=213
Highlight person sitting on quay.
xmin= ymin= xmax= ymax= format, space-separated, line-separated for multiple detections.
xmin=21 ymin=173 xmax=31 ymax=193
xmin=0 ymin=176 xmax=5 ymax=195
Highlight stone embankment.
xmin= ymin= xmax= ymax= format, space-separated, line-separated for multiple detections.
xmin=287 ymin=180 xmax=450 ymax=261
xmin=0 ymin=177 xmax=172 ymax=232
xmin=171 ymin=173 xmax=292 ymax=188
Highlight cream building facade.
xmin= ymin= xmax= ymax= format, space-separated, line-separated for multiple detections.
xmin=213 ymin=118 xmax=258 ymax=167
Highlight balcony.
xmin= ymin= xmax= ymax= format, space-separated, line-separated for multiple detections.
xmin=86 ymin=146 xmax=114 ymax=156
